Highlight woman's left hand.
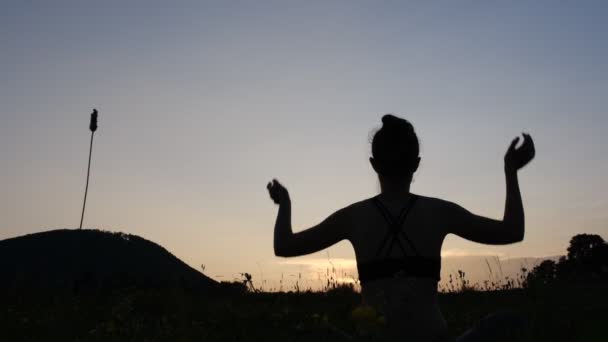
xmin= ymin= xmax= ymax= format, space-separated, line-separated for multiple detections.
xmin=267 ymin=179 xmax=290 ymax=205
xmin=504 ymin=133 xmax=535 ymax=173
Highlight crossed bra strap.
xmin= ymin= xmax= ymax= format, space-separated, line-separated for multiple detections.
xmin=358 ymin=194 xmax=441 ymax=283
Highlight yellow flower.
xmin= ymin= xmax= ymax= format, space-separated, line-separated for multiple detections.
xmin=350 ymin=305 xmax=378 ymax=323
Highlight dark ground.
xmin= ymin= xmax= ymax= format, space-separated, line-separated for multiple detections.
xmin=2 ymin=280 xmax=606 ymax=342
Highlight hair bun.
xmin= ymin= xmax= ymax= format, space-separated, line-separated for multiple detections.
xmin=382 ymin=114 xmax=412 ymax=132
xmin=381 ymin=114 xmax=399 ymax=126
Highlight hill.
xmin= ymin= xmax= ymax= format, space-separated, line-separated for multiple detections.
xmin=0 ymin=229 xmax=217 ymax=291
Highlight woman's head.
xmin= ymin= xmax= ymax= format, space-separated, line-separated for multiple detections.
xmin=370 ymin=114 xmax=420 ymax=183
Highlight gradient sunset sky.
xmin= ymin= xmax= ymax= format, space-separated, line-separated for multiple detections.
xmin=2 ymin=1 xmax=607 ymax=285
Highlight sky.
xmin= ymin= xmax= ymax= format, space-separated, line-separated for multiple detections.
xmin=1 ymin=1 xmax=607 ymax=288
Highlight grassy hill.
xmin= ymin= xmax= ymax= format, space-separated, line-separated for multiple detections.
xmin=0 ymin=229 xmax=217 ymax=291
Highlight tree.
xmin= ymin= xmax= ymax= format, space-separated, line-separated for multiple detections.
xmin=525 ymin=233 xmax=608 ymax=287
xmin=525 ymin=259 xmax=557 ymax=287
xmin=567 ymin=234 xmax=605 ymax=261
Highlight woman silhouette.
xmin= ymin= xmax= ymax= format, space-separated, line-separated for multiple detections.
xmin=267 ymin=114 xmax=535 ymax=341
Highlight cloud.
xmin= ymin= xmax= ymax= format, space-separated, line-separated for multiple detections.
xmin=275 ymin=258 xmax=358 ymax=271
xmin=441 ymin=249 xmax=507 ymax=258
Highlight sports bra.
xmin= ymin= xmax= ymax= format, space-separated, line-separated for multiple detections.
xmin=357 ymin=194 xmax=441 ymax=284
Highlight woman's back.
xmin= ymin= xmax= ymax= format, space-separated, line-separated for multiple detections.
xmin=347 ymin=194 xmax=450 ymax=341
xmin=348 ymin=195 xmax=447 ymax=262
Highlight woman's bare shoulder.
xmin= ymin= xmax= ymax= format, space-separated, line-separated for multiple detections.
xmin=339 ymin=198 xmax=372 ymax=214
xmin=343 ymin=195 xmax=456 ymax=212
xmin=341 ymin=195 xmax=460 ymax=219
xmin=413 ymin=194 xmax=460 ymax=213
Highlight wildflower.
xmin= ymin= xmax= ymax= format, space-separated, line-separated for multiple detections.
xmin=106 ymin=321 xmax=116 ymax=333
xmin=351 ymin=305 xmax=378 ymax=323
xmin=90 ymin=109 xmax=98 ymax=132
xmin=79 ymin=108 xmax=99 ymax=229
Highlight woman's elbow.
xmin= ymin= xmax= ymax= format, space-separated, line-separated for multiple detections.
xmin=274 ymin=243 xmax=293 ymax=257
xmin=514 ymin=229 xmax=525 ymax=243
xmin=508 ymin=234 xmax=524 ymax=244
xmin=506 ymin=225 xmax=525 ymax=243
xmin=274 ymin=247 xmax=287 ymax=257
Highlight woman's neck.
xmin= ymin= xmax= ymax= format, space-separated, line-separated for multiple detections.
xmin=378 ymin=178 xmax=412 ymax=202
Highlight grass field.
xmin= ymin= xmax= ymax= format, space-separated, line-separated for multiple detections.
xmin=2 ymin=278 xmax=606 ymax=342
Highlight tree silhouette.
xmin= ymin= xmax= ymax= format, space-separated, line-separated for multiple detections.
xmin=526 ymin=233 xmax=608 ymax=287
xmin=526 ymin=260 xmax=557 ymax=286
xmin=567 ymin=234 xmax=605 ymax=261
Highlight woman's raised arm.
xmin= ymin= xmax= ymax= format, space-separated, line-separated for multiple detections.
xmin=445 ymin=133 xmax=535 ymax=245
xmin=267 ymin=179 xmax=350 ymax=257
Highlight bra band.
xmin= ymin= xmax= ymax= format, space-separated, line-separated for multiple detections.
xmin=358 ymin=257 xmax=441 ymax=282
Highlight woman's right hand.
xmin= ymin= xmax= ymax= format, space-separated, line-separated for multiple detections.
xmin=267 ymin=179 xmax=290 ymax=205
xmin=504 ymin=133 xmax=535 ymax=173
